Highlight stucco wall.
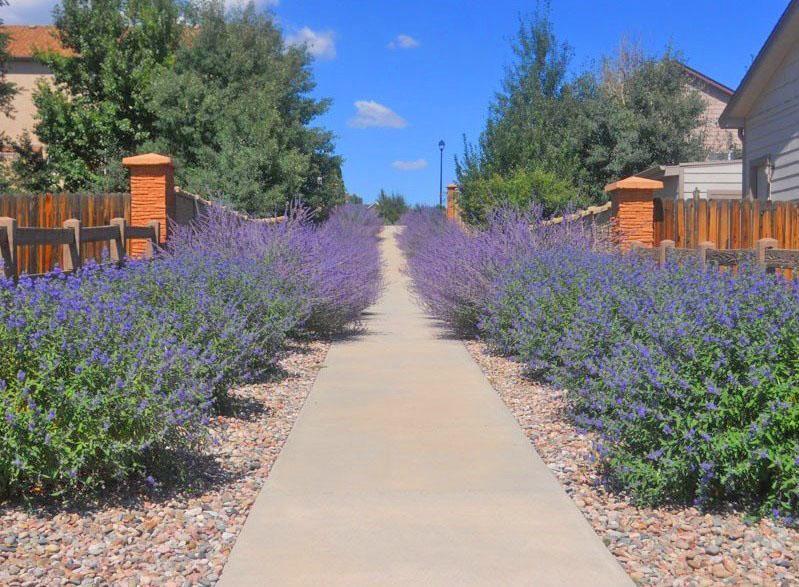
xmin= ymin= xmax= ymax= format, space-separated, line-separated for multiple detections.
xmin=1 ymin=59 xmax=53 ymax=147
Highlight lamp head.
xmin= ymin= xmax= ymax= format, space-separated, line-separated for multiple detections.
xmin=438 ymin=140 xmax=445 ymax=151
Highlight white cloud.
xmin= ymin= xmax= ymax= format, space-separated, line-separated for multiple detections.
xmin=392 ymin=159 xmax=427 ymax=171
xmin=348 ymin=100 xmax=407 ymax=129
xmin=286 ymin=27 xmax=336 ymax=60
xmin=387 ymin=34 xmax=420 ymax=50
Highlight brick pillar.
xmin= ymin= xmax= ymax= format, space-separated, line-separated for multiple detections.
xmin=604 ymin=176 xmax=663 ymax=250
xmin=446 ymin=183 xmax=460 ymax=222
xmin=122 ymin=153 xmax=174 ymax=257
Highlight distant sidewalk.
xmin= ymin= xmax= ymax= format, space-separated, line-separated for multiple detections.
xmin=219 ymin=226 xmax=632 ymax=586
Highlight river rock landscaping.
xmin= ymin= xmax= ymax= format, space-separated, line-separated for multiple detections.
xmin=0 ymin=339 xmax=328 ymax=586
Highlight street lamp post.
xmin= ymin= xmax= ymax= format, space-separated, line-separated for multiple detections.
xmin=438 ymin=139 xmax=445 ymax=208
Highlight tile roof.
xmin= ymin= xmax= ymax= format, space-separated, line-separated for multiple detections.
xmin=1 ymin=25 xmax=71 ymax=59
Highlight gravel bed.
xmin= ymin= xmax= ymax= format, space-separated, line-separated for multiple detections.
xmin=0 ymin=340 xmax=329 ymax=587
xmin=466 ymin=340 xmax=799 ymax=587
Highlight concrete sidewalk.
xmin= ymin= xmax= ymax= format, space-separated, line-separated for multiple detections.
xmin=219 ymin=226 xmax=631 ymax=586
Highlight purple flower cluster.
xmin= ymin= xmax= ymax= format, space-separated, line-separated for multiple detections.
xmin=402 ymin=209 xmax=799 ymax=518
xmin=0 ymin=204 xmax=381 ymax=497
xmin=397 ymin=207 xmax=577 ymax=333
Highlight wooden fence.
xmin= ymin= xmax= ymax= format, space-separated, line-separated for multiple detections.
xmin=0 ymin=217 xmax=159 ymax=279
xmin=0 ymin=192 xmax=131 ymax=274
xmin=631 ymin=238 xmax=799 ymax=275
xmin=654 ymin=198 xmax=799 ymax=250
xmin=544 ymin=201 xmax=614 ymax=249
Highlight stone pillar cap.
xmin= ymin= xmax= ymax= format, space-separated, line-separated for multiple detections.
xmin=122 ymin=153 xmax=173 ymax=167
xmin=604 ymin=176 xmax=663 ymax=193
xmin=447 ymin=183 xmax=458 ymax=189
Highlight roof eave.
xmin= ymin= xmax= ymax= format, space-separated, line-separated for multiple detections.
xmin=720 ymin=0 xmax=799 ymax=123
xmin=719 ymin=114 xmax=745 ymax=129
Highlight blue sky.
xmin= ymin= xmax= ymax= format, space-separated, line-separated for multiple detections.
xmin=3 ymin=0 xmax=791 ymax=204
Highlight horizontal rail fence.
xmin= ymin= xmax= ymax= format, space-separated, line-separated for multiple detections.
xmin=0 ymin=217 xmax=159 ymax=279
xmin=544 ymin=202 xmax=614 ymax=250
xmin=654 ymin=197 xmax=799 ymax=250
xmin=0 ymin=192 xmax=131 ymax=274
xmin=631 ymin=238 xmax=799 ymax=275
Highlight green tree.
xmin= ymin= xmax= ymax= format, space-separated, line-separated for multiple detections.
xmin=8 ymin=133 xmax=59 ymax=192
xmin=457 ymin=12 xmax=708 ymax=224
xmin=573 ymin=40 xmax=706 ymax=199
xmin=146 ymin=1 xmax=345 ymax=216
xmin=346 ymin=193 xmax=364 ymax=205
xmin=30 ymin=0 xmax=183 ymax=189
xmin=458 ymin=167 xmax=585 ymax=224
xmin=456 ymin=6 xmax=583 ymax=221
xmin=374 ymin=189 xmax=408 ymax=224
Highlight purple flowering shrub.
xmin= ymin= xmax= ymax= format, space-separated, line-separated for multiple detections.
xmin=397 ymin=207 xmax=540 ymax=333
xmin=295 ymin=204 xmax=383 ymax=333
xmin=0 ymin=204 xmax=381 ymax=497
xmin=0 ymin=264 xmax=214 ymax=496
xmin=403 ymin=210 xmax=799 ymax=518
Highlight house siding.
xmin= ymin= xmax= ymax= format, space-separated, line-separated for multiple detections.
xmin=681 ymin=161 xmax=743 ymax=198
xmin=686 ymin=78 xmax=742 ymax=157
xmin=744 ymin=37 xmax=799 ymax=200
xmin=653 ymin=175 xmax=679 ymax=200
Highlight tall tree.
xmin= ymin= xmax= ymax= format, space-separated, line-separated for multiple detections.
xmin=146 ymin=1 xmax=345 ymax=216
xmin=457 ymin=10 xmax=708 ymax=223
xmin=374 ymin=189 xmax=408 ymax=224
xmin=574 ymin=42 xmax=707 ymax=198
xmin=456 ymin=6 xmax=585 ymax=222
xmin=31 ymin=0 xmax=182 ymax=189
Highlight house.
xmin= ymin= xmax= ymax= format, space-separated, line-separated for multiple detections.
xmin=720 ymin=0 xmax=799 ymax=201
xmin=636 ymin=159 xmax=743 ymax=200
xmin=0 ymin=25 xmax=69 ymax=149
xmin=680 ymin=63 xmax=742 ymax=160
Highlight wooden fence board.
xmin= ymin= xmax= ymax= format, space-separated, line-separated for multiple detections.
xmin=675 ymin=200 xmax=685 ymax=248
xmin=0 ymin=192 xmax=130 ymax=275
xmin=655 ymin=197 xmax=799 ymax=253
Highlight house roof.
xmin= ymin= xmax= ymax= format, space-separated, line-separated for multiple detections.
xmin=0 ymin=25 xmax=70 ymax=59
xmin=719 ymin=0 xmax=799 ymax=128
xmin=679 ymin=62 xmax=735 ymax=97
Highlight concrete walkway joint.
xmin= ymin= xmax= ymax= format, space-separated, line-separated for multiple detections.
xmin=219 ymin=226 xmax=632 ymax=586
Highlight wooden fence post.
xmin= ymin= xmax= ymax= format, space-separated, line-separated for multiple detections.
xmin=659 ymin=239 xmax=675 ymax=265
xmin=697 ymin=241 xmax=716 ymax=270
xmin=61 ymin=219 xmax=81 ymax=272
xmin=756 ymin=237 xmax=778 ymax=272
xmin=144 ymin=220 xmax=160 ymax=259
xmin=109 ymin=217 xmax=127 ymax=262
xmin=0 ymin=217 xmax=17 ymax=279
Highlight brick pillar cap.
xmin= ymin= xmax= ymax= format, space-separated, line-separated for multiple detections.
xmin=122 ymin=153 xmax=173 ymax=167
xmin=447 ymin=183 xmax=458 ymax=189
xmin=604 ymin=176 xmax=663 ymax=193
